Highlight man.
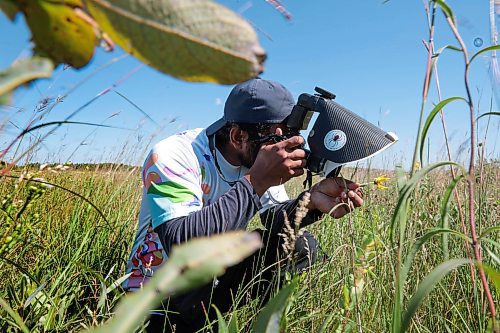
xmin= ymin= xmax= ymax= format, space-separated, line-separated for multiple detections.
xmin=125 ymin=78 xmax=363 ymax=332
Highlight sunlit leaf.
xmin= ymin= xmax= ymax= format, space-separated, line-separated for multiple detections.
xmin=89 ymin=231 xmax=261 ymax=333
xmin=20 ymin=0 xmax=96 ymax=68
xmin=252 ymin=278 xmax=298 ymax=333
xmin=0 ymin=56 xmax=54 ymax=97
xmin=85 ymin=0 xmax=265 ymax=84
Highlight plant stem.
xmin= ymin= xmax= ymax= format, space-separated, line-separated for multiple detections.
xmin=422 ymin=41 xmax=476 ymax=283
xmin=444 ymin=14 xmax=498 ymax=331
xmin=410 ymin=2 xmax=436 ymax=176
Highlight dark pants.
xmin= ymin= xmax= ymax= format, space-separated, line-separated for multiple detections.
xmin=145 ymin=230 xmax=322 ymax=333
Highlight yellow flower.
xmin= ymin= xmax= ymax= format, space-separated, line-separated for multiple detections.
xmin=376 ymin=183 xmax=388 ymax=190
xmin=373 ymin=175 xmax=390 ymax=190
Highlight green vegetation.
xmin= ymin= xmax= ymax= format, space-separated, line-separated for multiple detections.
xmin=0 ymin=164 xmax=498 ymax=332
xmin=0 ymin=0 xmax=499 ymax=332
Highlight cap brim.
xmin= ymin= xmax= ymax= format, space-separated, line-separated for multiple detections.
xmin=206 ymin=118 xmax=226 ymax=137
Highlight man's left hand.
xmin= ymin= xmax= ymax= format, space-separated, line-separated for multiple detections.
xmin=307 ymin=177 xmax=363 ymax=219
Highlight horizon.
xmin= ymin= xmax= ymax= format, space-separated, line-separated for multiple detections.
xmin=1 ymin=0 xmax=498 ymax=170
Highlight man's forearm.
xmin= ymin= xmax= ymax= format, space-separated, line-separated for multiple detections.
xmin=154 ymin=177 xmax=261 ymax=255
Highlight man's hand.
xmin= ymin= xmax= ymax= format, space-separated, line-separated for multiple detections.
xmin=245 ymin=128 xmax=306 ymax=196
xmin=308 ymin=177 xmax=363 ymax=219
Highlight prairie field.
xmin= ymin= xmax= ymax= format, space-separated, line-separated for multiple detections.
xmin=0 ymin=163 xmax=498 ymax=332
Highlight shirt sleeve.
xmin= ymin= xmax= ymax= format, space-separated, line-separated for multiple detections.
xmin=143 ymin=137 xmax=204 ymax=230
xmin=154 ymin=177 xmax=262 ymax=255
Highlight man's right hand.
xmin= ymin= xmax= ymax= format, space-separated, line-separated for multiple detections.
xmin=245 ymin=128 xmax=306 ymax=197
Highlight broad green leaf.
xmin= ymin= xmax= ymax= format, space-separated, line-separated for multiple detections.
xmin=0 ymin=0 xmax=18 ymax=20
xmin=400 ymin=258 xmax=470 ymax=332
xmin=252 ymin=278 xmax=298 ymax=333
xmin=89 ymin=231 xmax=261 ymax=333
xmin=470 ymin=45 xmax=500 ymax=64
xmin=419 ymin=97 xmax=467 ymax=165
xmin=0 ymin=57 xmax=54 ymax=97
xmin=21 ymin=0 xmax=96 ymax=68
xmin=85 ymin=0 xmax=265 ymax=84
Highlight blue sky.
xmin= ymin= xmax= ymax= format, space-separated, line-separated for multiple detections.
xmin=0 ymin=0 xmax=498 ymax=168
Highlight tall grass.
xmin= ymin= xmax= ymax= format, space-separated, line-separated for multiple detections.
xmin=1 ymin=1 xmax=499 ymax=331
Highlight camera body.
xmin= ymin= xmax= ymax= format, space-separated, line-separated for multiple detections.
xmin=285 ymin=87 xmax=398 ymax=177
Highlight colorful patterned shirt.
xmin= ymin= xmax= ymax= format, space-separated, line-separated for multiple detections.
xmin=124 ymin=128 xmax=288 ymax=289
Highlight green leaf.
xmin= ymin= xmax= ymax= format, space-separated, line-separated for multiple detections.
xmin=0 ymin=297 xmax=30 ymax=333
xmin=394 ymin=229 xmax=469 ymax=332
xmin=484 ymin=246 xmax=500 ymax=266
xmin=0 ymin=0 xmax=18 ymax=20
xmin=85 ymin=0 xmax=265 ymax=84
xmin=89 ymin=231 xmax=261 ymax=333
xmin=439 ymin=175 xmax=465 ymax=260
xmin=106 ymin=272 xmax=133 ymax=294
xmin=252 ymin=278 xmax=299 ymax=333
xmin=481 ymin=264 xmax=500 ymax=293
xmin=214 ymin=305 xmax=229 ymax=333
xmin=434 ymin=0 xmax=456 ymax=26
xmin=400 ymin=258 xmax=470 ymax=332
xmin=419 ymin=97 xmax=467 ymax=165
xmin=470 ymin=45 xmax=500 ymax=64
xmin=476 ymin=112 xmax=500 ymax=121
xmin=228 ymin=313 xmax=239 ymax=333
xmin=21 ymin=0 xmax=96 ymax=68
xmin=390 ymin=161 xmax=465 ymax=244
xmin=429 ymin=45 xmax=462 ymax=81
xmin=0 ymin=56 xmax=54 ymax=97
xmin=479 ymin=226 xmax=500 ymax=239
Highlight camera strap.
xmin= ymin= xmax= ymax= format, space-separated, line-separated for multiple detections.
xmin=208 ymin=134 xmax=238 ymax=187
xmin=303 ymin=170 xmax=313 ymax=189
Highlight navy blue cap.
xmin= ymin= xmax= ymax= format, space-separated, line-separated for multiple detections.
xmin=206 ymin=78 xmax=295 ymax=136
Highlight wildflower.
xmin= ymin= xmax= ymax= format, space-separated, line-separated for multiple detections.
xmin=373 ymin=175 xmax=390 ymax=190
xmin=359 ymin=175 xmax=391 ymax=190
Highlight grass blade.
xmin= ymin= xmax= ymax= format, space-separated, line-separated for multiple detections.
xmin=400 ymin=258 xmax=470 ymax=332
xmin=470 ymin=45 xmax=500 ymax=64
xmin=390 ymin=161 xmax=465 ymax=243
xmin=439 ymin=175 xmax=465 ymax=260
xmin=419 ymin=97 xmax=466 ymax=165
xmin=0 ymin=297 xmax=30 ymax=333
xmin=252 ymin=278 xmax=299 ymax=333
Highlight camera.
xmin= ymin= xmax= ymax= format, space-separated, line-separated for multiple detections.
xmin=281 ymin=87 xmax=398 ymax=178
